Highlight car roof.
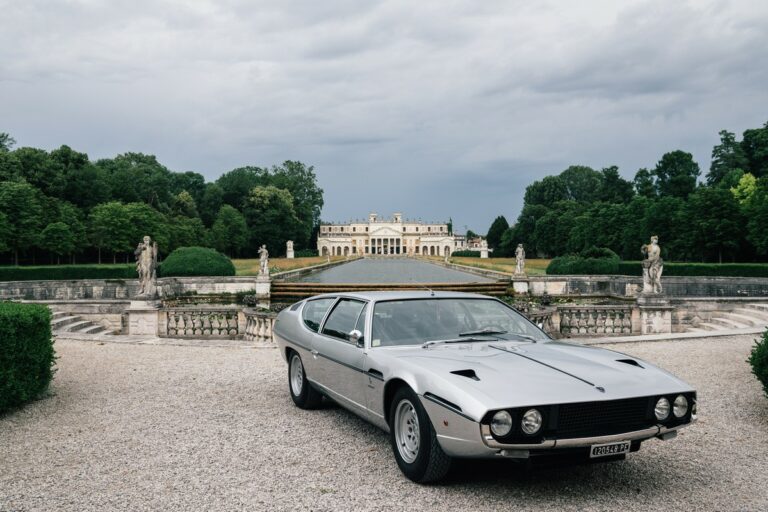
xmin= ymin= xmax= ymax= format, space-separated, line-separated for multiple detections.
xmin=303 ymin=290 xmax=495 ymax=302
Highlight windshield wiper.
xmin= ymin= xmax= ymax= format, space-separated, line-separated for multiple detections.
xmin=459 ymin=328 xmax=508 ymax=337
xmin=422 ymin=336 xmax=500 ymax=349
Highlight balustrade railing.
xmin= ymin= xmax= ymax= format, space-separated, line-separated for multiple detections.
xmin=244 ymin=308 xmax=277 ymax=343
xmin=558 ymin=305 xmax=633 ymax=336
xmin=163 ymin=307 xmax=243 ymax=338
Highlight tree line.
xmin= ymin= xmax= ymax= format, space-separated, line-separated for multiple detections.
xmin=484 ymin=121 xmax=768 ymax=263
xmin=0 ymin=134 xmax=323 ymax=265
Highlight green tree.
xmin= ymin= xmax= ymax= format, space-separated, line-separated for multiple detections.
xmin=684 ymin=188 xmax=745 ymax=262
xmin=708 ymin=130 xmax=748 ymax=185
xmin=88 ymin=202 xmax=132 ymax=263
xmin=744 ymin=178 xmax=768 ymax=255
xmin=269 ymin=161 xmax=324 ymax=249
xmin=0 ymin=181 xmax=43 ymax=264
xmin=167 ymin=216 xmax=206 ymax=252
xmin=741 ymin=121 xmax=768 ymax=177
xmin=244 ymin=186 xmax=300 ymax=256
xmin=169 ymin=171 xmax=206 ymax=206
xmin=217 ymin=166 xmax=268 ymax=209
xmin=39 ymin=222 xmax=75 ymax=264
xmin=567 ymin=202 xmax=631 ymax=255
xmin=0 ymin=212 xmax=11 ymax=254
xmin=0 ymin=151 xmax=22 ymax=181
xmin=511 ymin=204 xmax=549 ymax=255
xmin=485 ymin=215 xmax=509 ymax=252
xmin=533 ymin=201 xmax=583 ymax=257
xmin=559 ymin=165 xmax=601 ymax=202
xmin=97 ymin=153 xmax=173 ymax=209
xmin=641 ymin=196 xmax=688 ymax=260
xmin=523 ymin=175 xmax=568 ymax=207
xmin=171 ymin=190 xmax=199 ymax=218
xmin=13 ymin=147 xmax=65 ymax=197
xmin=0 ymin=132 xmax=15 ymax=152
xmin=123 ymin=202 xmax=170 ymax=256
xmin=199 ymin=183 xmax=224 ymax=227
xmin=633 ymin=168 xmax=656 ymax=198
xmin=730 ymin=173 xmax=757 ymax=205
xmin=653 ymin=150 xmax=700 ymax=198
xmin=50 ymin=145 xmax=110 ymax=208
xmin=596 ymin=166 xmax=634 ymax=203
xmin=209 ymin=205 xmax=248 ymax=257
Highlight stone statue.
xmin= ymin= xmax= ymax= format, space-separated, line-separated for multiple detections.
xmin=515 ymin=244 xmax=526 ymax=275
xmin=286 ymin=240 xmax=294 ymax=259
xmin=258 ymin=245 xmax=270 ymax=277
xmin=641 ymin=236 xmax=664 ymax=294
xmin=134 ymin=235 xmax=158 ymax=297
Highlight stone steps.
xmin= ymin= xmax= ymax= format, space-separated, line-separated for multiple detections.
xmin=687 ymin=302 xmax=768 ymax=333
xmin=50 ymin=312 xmax=112 ymax=335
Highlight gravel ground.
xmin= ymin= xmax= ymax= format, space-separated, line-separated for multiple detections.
xmin=1 ymin=334 xmax=767 ymax=512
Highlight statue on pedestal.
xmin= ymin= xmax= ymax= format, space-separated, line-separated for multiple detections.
xmin=286 ymin=240 xmax=294 ymax=259
xmin=258 ymin=245 xmax=270 ymax=277
xmin=641 ymin=236 xmax=664 ymax=294
xmin=134 ymin=235 xmax=158 ymax=297
xmin=515 ymin=244 xmax=526 ymax=275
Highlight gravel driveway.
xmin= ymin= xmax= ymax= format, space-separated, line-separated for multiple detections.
xmin=2 ymin=334 xmax=767 ymax=511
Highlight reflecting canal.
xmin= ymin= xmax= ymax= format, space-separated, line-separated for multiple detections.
xmin=295 ymin=258 xmax=493 ymax=283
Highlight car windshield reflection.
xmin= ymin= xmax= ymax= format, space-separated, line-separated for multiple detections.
xmin=371 ymin=298 xmax=549 ymax=347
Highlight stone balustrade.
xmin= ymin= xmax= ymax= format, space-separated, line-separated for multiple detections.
xmin=525 ymin=308 xmax=556 ymax=335
xmin=244 ymin=308 xmax=277 ymax=344
xmin=558 ymin=305 xmax=634 ymax=336
xmin=162 ymin=307 xmax=244 ymax=338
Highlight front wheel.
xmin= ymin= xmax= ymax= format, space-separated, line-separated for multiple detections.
xmin=389 ymin=387 xmax=452 ymax=483
xmin=288 ymin=351 xmax=322 ymax=409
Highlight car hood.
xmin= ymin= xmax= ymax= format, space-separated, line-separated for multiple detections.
xmin=387 ymin=340 xmax=693 ymax=417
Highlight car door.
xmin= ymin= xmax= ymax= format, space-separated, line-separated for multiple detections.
xmin=299 ymin=297 xmax=338 ymax=379
xmin=314 ymin=298 xmax=369 ymax=414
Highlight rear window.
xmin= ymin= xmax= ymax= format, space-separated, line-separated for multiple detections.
xmin=302 ymin=298 xmax=336 ymax=332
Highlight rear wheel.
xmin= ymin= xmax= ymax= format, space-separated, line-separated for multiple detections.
xmin=288 ymin=351 xmax=322 ymax=409
xmin=389 ymin=387 xmax=452 ymax=483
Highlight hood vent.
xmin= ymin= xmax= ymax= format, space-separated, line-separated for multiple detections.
xmin=616 ymin=359 xmax=644 ymax=369
xmin=451 ymin=369 xmax=480 ymax=381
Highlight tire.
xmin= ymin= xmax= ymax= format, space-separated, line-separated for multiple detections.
xmin=288 ymin=351 xmax=322 ymax=409
xmin=388 ymin=387 xmax=452 ymax=483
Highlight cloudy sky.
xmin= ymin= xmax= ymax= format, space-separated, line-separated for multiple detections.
xmin=2 ymin=0 xmax=767 ymax=232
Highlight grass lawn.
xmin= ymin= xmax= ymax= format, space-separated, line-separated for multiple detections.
xmin=233 ymin=256 xmax=346 ymax=276
xmin=449 ymin=257 xmax=551 ymax=276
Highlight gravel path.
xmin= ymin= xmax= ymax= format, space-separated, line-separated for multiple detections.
xmin=2 ymin=334 xmax=767 ymax=511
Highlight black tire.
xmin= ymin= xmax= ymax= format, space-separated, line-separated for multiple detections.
xmin=388 ymin=386 xmax=452 ymax=483
xmin=287 ymin=351 xmax=322 ymax=409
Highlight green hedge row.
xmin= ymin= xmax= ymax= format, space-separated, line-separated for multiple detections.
xmin=547 ymin=259 xmax=768 ymax=277
xmin=0 ymin=302 xmax=55 ymax=414
xmin=451 ymin=250 xmax=481 ymax=257
xmin=0 ymin=264 xmax=137 ymax=282
xmin=749 ymin=329 xmax=768 ymax=398
xmin=158 ymin=246 xmax=236 ymax=277
xmin=293 ymin=249 xmax=318 ymax=258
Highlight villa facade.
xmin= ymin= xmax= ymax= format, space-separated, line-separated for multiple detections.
xmin=317 ymin=212 xmax=465 ymax=257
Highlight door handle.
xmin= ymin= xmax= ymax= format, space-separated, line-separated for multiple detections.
xmin=311 ymin=349 xmax=319 ymax=358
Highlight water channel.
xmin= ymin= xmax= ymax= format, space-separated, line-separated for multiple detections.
xmin=294 ymin=258 xmax=494 ymax=283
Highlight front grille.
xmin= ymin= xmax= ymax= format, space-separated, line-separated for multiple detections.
xmin=556 ymin=397 xmax=652 ymax=439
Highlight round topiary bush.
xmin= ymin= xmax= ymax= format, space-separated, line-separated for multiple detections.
xmin=0 ymin=302 xmax=55 ymax=414
xmin=748 ymin=329 xmax=768 ymax=398
xmin=158 ymin=247 xmax=236 ymax=277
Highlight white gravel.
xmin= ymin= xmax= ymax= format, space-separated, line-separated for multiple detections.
xmin=1 ymin=334 xmax=767 ymax=512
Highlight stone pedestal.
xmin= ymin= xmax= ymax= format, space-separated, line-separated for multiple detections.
xmin=480 ymin=248 xmax=489 ymax=259
xmin=637 ymin=295 xmax=674 ymax=335
xmin=287 ymin=248 xmax=294 ymax=259
xmin=255 ymin=276 xmax=271 ymax=309
xmin=512 ymin=279 xmax=529 ymax=295
xmin=126 ymin=300 xmax=161 ymax=335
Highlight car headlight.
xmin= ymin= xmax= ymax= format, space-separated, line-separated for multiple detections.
xmin=673 ymin=395 xmax=688 ymax=418
xmin=655 ymin=397 xmax=670 ymax=421
xmin=521 ymin=409 xmax=542 ymax=435
xmin=490 ymin=410 xmax=513 ymax=437
xmin=691 ymin=399 xmax=697 ymax=420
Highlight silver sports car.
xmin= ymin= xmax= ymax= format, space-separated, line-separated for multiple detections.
xmin=274 ymin=291 xmax=697 ymax=483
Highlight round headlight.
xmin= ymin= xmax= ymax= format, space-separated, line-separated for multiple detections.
xmin=655 ymin=397 xmax=670 ymax=421
xmin=490 ymin=410 xmax=513 ymax=437
xmin=673 ymin=395 xmax=688 ymax=418
xmin=521 ymin=409 xmax=543 ymax=435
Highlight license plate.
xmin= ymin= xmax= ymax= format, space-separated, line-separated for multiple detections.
xmin=589 ymin=441 xmax=631 ymax=458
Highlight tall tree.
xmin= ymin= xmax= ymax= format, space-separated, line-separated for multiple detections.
xmin=171 ymin=191 xmax=199 ymax=218
xmin=653 ymin=150 xmax=700 ymax=198
xmin=708 ymin=130 xmax=748 ymax=185
xmin=0 ymin=132 xmax=15 ymax=152
xmin=169 ymin=171 xmax=207 ymax=205
xmin=523 ymin=176 xmax=568 ymax=207
xmin=485 ymin=215 xmax=509 ymax=251
xmin=684 ymin=188 xmax=744 ymax=262
xmin=97 ymin=153 xmax=173 ymax=209
xmin=0 ymin=212 xmax=11 ymax=254
xmin=633 ymin=168 xmax=656 ymax=198
xmin=741 ymin=121 xmax=768 ymax=177
xmin=216 ymin=166 xmax=267 ymax=209
xmin=0 ymin=181 xmax=43 ymax=264
xmin=559 ymin=165 xmax=601 ymax=202
xmin=88 ymin=202 xmax=132 ymax=263
xmin=244 ymin=186 xmax=300 ymax=256
xmin=39 ymin=222 xmax=75 ymax=264
xmin=13 ymin=147 xmax=65 ymax=197
xmin=596 ymin=166 xmax=634 ymax=203
xmin=270 ymin=161 xmax=324 ymax=249
xmin=50 ymin=145 xmax=110 ymax=208
xmin=199 ymin=183 xmax=224 ymax=227
xmin=209 ymin=205 xmax=248 ymax=257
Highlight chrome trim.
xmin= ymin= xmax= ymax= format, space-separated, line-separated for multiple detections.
xmin=480 ymin=422 xmax=693 ymax=450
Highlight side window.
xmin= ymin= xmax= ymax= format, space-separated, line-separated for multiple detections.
xmin=321 ymin=299 xmax=367 ymax=343
xmin=354 ymin=303 xmax=368 ymax=342
xmin=302 ymin=298 xmax=336 ymax=332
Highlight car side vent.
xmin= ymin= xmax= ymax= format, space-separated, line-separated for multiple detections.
xmin=616 ymin=359 xmax=644 ymax=368
xmin=451 ymin=369 xmax=480 ymax=381
xmin=290 ymin=302 xmax=302 ymax=311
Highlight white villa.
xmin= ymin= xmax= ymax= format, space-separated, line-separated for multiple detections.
xmin=317 ymin=212 xmax=466 ymax=257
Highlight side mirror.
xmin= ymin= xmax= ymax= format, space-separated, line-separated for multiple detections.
xmin=349 ymin=329 xmax=364 ymax=347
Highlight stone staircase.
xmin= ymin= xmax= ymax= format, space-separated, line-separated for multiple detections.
xmin=50 ymin=311 xmax=114 ymax=335
xmin=687 ymin=303 xmax=768 ymax=333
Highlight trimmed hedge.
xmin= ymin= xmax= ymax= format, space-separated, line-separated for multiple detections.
xmin=546 ymin=255 xmax=619 ymax=275
xmin=293 ymin=249 xmax=317 ymax=258
xmin=0 ymin=264 xmax=137 ymax=282
xmin=617 ymin=262 xmax=768 ymax=278
xmin=0 ymin=302 xmax=55 ymax=414
xmin=451 ymin=250 xmax=481 ymax=257
xmin=749 ymin=329 xmax=768 ymax=398
xmin=158 ymin=246 xmax=236 ymax=277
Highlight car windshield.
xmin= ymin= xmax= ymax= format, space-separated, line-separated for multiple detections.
xmin=371 ymin=298 xmax=549 ymax=347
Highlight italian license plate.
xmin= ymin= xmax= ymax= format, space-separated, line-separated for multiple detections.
xmin=589 ymin=441 xmax=631 ymax=458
